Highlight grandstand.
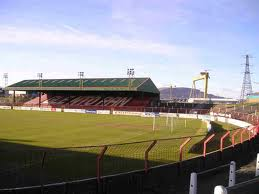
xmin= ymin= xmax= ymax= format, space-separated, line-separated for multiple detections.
xmin=6 ymin=77 xmax=160 ymax=110
xmin=5 ymin=77 xmax=216 ymax=114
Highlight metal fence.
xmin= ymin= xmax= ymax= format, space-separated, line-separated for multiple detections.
xmin=211 ymin=105 xmax=259 ymax=125
xmin=0 ymin=105 xmax=258 ymax=192
xmin=212 ymin=104 xmax=259 ymax=116
xmin=0 ymin=124 xmax=256 ymax=190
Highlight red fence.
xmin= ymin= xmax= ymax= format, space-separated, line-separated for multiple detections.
xmin=212 ymin=106 xmax=259 ymax=126
xmin=0 ymin=105 xmax=258 ymax=189
xmin=0 ymin=124 xmax=257 ymax=189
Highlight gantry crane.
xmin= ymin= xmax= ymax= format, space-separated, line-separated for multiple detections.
xmin=189 ymin=71 xmax=210 ymax=99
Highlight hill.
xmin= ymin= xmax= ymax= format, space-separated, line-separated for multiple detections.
xmin=159 ymin=87 xmax=223 ymax=99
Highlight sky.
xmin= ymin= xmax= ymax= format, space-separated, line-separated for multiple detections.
xmin=0 ymin=0 xmax=258 ymax=98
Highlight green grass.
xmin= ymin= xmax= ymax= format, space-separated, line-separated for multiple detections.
xmin=0 ymin=110 xmax=208 ymax=148
xmin=0 ymin=109 xmax=240 ymax=188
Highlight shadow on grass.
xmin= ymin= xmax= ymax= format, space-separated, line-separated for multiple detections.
xmin=0 ymin=140 xmax=164 ymax=189
xmin=188 ymin=122 xmax=232 ymax=155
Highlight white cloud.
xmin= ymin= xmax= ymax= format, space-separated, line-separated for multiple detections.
xmin=62 ymin=24 xmax=82 ymax=34
xmin=0 ymin=26 xmax=197 ymax=57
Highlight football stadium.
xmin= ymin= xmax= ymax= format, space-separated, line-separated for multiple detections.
xmin=0 ymin=75 xmax=258 ymax=194
xmin=7 ymin=77 xmax=160 ymax=109
xmin=1 ymin=1 xmax=259 ymax=194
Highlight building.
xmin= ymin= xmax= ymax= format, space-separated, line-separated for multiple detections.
xmin=247 ymin=93 xmax=259 ymax=103
xmin=187 ymin=98 xmax=238 ymax=104
xmin=5 ymin=77 xmax=160 ymax=110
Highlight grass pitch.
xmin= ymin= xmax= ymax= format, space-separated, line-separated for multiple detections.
xmin=0 ymin=110 xmax=208 ymax=148
xmin=0 ymin=110 xmax=239 ymax=188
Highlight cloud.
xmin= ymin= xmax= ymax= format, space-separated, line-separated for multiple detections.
xmin=111 ymin=0 xmax=189 ymax=24
xmin=0 ymin=26 xmax=198 ymax=57
xmin=62 ymin=24 xmax=82 ymax=34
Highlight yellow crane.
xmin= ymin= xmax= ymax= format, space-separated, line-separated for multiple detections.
xmin=189 ymin=71 xmax=210 ymax=99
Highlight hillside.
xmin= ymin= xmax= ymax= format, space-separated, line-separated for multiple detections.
xmin=159 ymin=87 xmax=223 ymax=99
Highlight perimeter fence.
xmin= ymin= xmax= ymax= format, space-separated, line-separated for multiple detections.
xmin=5 ymin=102 xmax=210 ymax=114
xmin=0 ymin=123 xmax=257 ymax=190
xmin=212 ymin=105 xmax=259 ymax=125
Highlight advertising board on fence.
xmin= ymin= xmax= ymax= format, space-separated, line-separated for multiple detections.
xmin=141 ymin=112 xmax=160 ymax=117
xmin=210 ymin=112 xmax=231 ymax=118
xmin=160 ymin=113 xmax=197 ymax=119
xmin=159 ymin=113 xmax=178 ymax=117
xmin=198 ymin=115 xmax=215 ymax=121
xmin=38 ymin=107 xmax=51 ymax=112
xmin=55 ymin=108 xmax=62 ymax=112
xmin=14 ymin=106 xmax=33 ymax=111
xmin=85 ymin=110 xmax=97 ymax=114
xmin=179 ymin=114 xmax=198 ymax=119
xmin=0 ymin=106 xmax=11 ymax=110
xmin=64 ymin=109 xmax=84 ymax=113
xmin=31 ymin=107 xmax=40 ymax=111
xmin=113 ymin=111 xmax=142 ymax=116
xmin=97 ymin=110 xmax=110 ymax=115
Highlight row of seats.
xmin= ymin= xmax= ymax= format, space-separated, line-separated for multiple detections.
xmin=24 ymin=94 xmax=48 ymax=105
xmin=44 ymin=96 xmax=133 ymax=107
xmin=24 ymin=95 xmax=151 ymax=108
xmin=126 ymin=96 xmax=151 ymax=107
xmin=160 ymin=102 xmax=214 ymax=109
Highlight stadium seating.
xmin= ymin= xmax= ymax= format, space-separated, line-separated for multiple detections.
xmin=126 ymin=96 xmax=150 ymax=107
xmin=24 ymin=94 xmax=151 ymax=108
xmin=67 ymin=96 xmax=133 ymax=107
xmin=24 ymin=94 xmax=48 ymax=105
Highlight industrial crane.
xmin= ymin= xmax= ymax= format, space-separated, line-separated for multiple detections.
xmin=189 ymin=71 xmax=210 ymax=99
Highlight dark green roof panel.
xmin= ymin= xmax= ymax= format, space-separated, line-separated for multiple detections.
xmin=6 ymin=78 xmax=159 ymax=94
xmin=137 ymin=78 xmax=160 ymax=94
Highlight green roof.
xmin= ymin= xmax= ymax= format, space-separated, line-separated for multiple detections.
xmin=6 ymin=78 xmax=159 ymax=94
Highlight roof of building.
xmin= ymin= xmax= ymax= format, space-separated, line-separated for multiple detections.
xmin=249 ymin=92 xmax=259 ymax=95
xmin=6 ymin=77 xmax=160 ymax=94
xmin=247 ymin=93 xmax=259 ymax=99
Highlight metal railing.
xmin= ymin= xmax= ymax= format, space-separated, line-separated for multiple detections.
xmin=0 ymin=106 xmax=258 ymax=192
xmin=0 ymin=124 xmax=256 ymax=190
xmin=213 ymin=153 xmax=259 ymax=194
